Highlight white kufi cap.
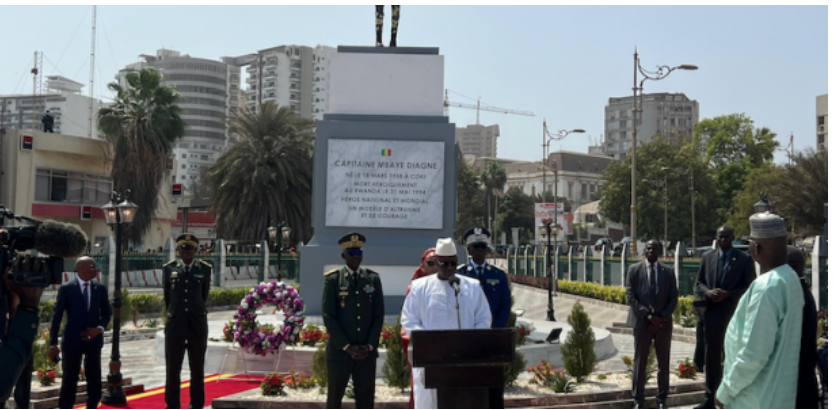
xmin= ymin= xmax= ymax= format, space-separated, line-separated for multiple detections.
xmin=435 ymin=237 xmax=457 ymax=257
xmin=749 ymin=212 xmax=788 ymax=239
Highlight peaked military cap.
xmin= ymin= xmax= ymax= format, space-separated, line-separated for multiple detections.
xmin=339 ymin=232 xmax=366 ymax=250
xmin=176 ymin=233 xmax=199 ymax=249
xmin=463 ymin=226 xmax=491 ymax=246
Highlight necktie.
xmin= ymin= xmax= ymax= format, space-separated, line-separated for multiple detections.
xmin=649 ymin=263 xmax=658 ymax=309
xmin=719 ymin=253 xmax=730 ymax=286
xmin=82 ymin=282 xmax=90 ymax=311
xmin=477 ymin=267 xmax=484 ymax=278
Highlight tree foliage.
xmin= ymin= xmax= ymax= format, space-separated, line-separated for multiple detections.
xmin=724 ymin=148 xmax=826 ymax=238
xmin=98 ymin=66 xmax=186 ymax=244
xmin=481 ymin=161 xmax=507 ymax=234
xmin=725 ymin=164 xmax=784 ymax=237
xmin=695 ymin=114 xmax=777 ymax=220
xmin=206 ymin=102 xmax=315 ymax=244
xmin=776 ymin=148 xmax=828 ymax=237
xmin=455 ymin=152 xmax=485 ymax=240
xmin=599 ymin=135 xmax=719 ymax=245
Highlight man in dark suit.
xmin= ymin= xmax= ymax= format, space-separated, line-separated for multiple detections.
xmin=322 ymin=233 xmax=385 ymax=410
xmin=694 ymin=226 xmax=755 ymax=409
xmin=49 ymin=257 xmax=112 ymax=409
xmin=163 ymin=234 xmax=212 ymax=409
xmin=626 ymin=240 xmax=678 ymax=409
xmin=459 ymin=226 xmax=511 ymax=409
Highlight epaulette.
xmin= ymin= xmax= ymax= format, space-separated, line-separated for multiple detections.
xmin=364 ymin=268 xmax=379 ymax=276
xmin=488 ymin=265 xmax=506 ymax=274
xmin=324 ymin=269 xmax=339 ymax=276
xmin=457 ymin=264 xmax=467 ymax=271
xmin=163 ymin=260 xmax=177 ymax=267
xmin=199 ymin=259 xmax=213 ymax=268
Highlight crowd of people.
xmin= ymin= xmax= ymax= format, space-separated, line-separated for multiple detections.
xmin=0 ymin=212 xmax=826 ymax=409
xmin=322 ymin=226 xmax=512 ymax=409
xmin=0 ymin=233 xmax=214 ymax=409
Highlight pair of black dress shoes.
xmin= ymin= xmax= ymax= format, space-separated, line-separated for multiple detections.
xmin=633 ymin=402 xmax=668 ymax=409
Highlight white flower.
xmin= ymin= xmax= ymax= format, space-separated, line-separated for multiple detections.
xmin=242 ymin=303 xmax=249 ymax=310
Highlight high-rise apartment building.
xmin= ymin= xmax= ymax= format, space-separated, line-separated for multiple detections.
xmin=455 ymin=124 xmax=500 ymax=159
xmin=817 ymin=94 xmax=827 ymax=151
xmin=602 ymin=92 xmax=699 ymax=161
xmin=233 ymin=44 xmax=336 ymax=121
xmin=0 ymin=75 xmax=105 ymax=139
xmin=118 ymin=49 xmax=241 ymax=187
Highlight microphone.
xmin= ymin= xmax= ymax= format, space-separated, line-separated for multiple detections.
xmin=449 ymin=275 xmax=461 ymax=296
xmin=33 ymin=220 xmax=88 ymax=258
xmin=448 ymin=275 xmax=462 ymax=329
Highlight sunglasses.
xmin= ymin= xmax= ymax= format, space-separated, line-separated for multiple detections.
xmin=346 ymin=250 xmax=363 ymax=257
xmin=471 ymin=243 xmax=488 ymax=250
xmin=425 ymin=261 xmax=436 ymax=267
xmin=437 ymin=261 xmax=458 ymax=268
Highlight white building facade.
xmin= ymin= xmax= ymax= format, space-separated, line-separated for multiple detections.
xmin=817 ymin=94 xmax=827 ymax=151
xmin=603 ymin=92 xmax=699 ymax=161
xmin=456 ymin=124 xmax=500 ymax=159
xmin=237 ymin=44 xmax=336 ymax=121
xmin=499 ymin=151 xmax=613 ymax=210
xmin=0 ymin=76 xmax=105 ymax=139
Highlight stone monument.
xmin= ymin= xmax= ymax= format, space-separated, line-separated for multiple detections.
xmin=300 ymin=46 xmax=457 ymax=316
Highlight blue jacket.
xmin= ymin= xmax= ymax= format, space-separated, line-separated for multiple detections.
xmin=458 ymin=262 xmax=511 ymax=328
xmin=50 ymin=280 xmax=112 ymax=352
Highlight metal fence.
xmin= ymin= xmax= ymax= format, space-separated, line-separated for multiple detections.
xmin=507 ymin=246 xmax=702 ymax=297
xmin=47 ymin=251 xmax=299 ymax=294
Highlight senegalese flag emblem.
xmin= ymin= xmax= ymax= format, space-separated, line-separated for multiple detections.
xmin=381 ymin=149 xmax=392 ymax=156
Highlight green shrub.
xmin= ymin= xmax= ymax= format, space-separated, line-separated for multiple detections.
xmin=504 ymin=350 xmax=527 ymax=388
xmin=597 ymin=373 xmax=608 ymax=381
xmin=39 ymin=300 xmax=56 ymax=323
xmin=507 ymin=276 xmax=695 ymax=315
xmin=312 ymin=341 xmax=328 ymax=389
xmin=145 ymin=319 xmax=159 ymax=328
xmin=119 ymin=288 xmax=132 ymax=325
xmin=561 ymin=302 xmax=597 ymax=383
xmin=382 ymin=320 xmax=410 ymax=391
xmin=623 ymin=341 xmax=656 ymax=381
xmin=550 ymin=370 xmax=576 ymax=394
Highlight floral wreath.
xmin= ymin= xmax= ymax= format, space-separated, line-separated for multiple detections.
xmin=233 ymin=281 xmax=305 ymax=356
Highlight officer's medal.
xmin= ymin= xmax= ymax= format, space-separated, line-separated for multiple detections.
xmin=339 ymin=270 xmax=349 ymax=309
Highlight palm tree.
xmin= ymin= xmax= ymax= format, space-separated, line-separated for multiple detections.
xmin=206 ymin=102 xmax=315 ymax=244
xmin=98 ymin=67 xmax=186 ymax=244
xmin=480 ymin=161 xmax=507 ymax=232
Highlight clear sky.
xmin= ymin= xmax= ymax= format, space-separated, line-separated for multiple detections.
xmin=0 ymin=5 xmax=827 ymax=163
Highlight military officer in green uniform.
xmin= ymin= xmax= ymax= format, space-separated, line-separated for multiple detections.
xmin=163 ymin=234 xmax=212 ymax=409
xmin=322 ymin=233 xmax=385 ymax=409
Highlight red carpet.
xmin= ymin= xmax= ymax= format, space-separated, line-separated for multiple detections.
xmin=75 ymin=374 xmax=262 ymax=409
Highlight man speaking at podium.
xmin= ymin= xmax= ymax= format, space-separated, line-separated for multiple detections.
xmin=402 ymin=237 xmax=492 ymax=409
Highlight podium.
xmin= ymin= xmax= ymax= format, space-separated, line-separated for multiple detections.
xmin=412 ymin=328 xmax=515 ymax=409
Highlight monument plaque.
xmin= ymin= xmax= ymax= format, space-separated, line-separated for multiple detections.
xmin=326 ymin=139 xmax=445 ymax=229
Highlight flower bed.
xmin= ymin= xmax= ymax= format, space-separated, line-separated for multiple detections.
xmin=508 ymin=275 xmax=695 ymax=323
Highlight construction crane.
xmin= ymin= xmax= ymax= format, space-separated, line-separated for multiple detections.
xmin=443 ymin=89 xmax=534 ymax=124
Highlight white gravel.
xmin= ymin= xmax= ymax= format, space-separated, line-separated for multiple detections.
xmin=238 ymin=371 xmax=703 ymax=401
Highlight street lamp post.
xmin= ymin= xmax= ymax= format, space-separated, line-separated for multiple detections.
xmin=754 ymin=192 xmax=773 ymax=214
xmin=101 ymin=190 xmax=138 ymax=406
xmin=539 ymin=218 xmax=557 ymax=322
xmin=542 ymin=121 xmax=585 ymax=206
xmin=630 ymin=48 xmax=698 ymax=255
xmin=281 ymin=226 xmax=291 ymax=281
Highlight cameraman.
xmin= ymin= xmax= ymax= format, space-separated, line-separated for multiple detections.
xmin=0 ymin=256 xmax=46 ymax=402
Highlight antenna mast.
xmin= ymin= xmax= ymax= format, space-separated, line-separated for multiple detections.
xmin=88 ymin=5 xmax=97 ymax=138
